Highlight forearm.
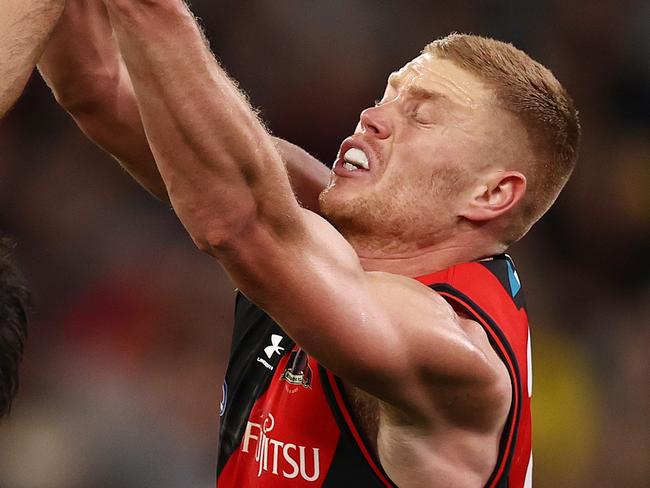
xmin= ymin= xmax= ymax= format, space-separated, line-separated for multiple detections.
xmin=276 ymin=139 xmax=329 ymax=213
xmin=38 ymin=0 xmax=328 ymax=208
xmin=0 ymin=0 xmax=64 ymax=117
xmin=104 ymin=0 xmax=302 ymax=244
xmin=39 ymin=0 xmax=120 ymax=109
xmin=38 ymin=0 xmax=168 ymax=199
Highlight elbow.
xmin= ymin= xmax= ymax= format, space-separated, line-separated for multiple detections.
xmin=190 ymin=224 xmax=231 ymax=257
xmin=181 ymin=201 xmax=260 ymax=258
xmin=52 ymin=73 xmax=119 ymax=115
xmin=191 ymin=219 xmax=254 ymax=259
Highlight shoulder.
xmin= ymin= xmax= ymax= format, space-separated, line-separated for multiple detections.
xmin=365 ymin=271 xmax=468 ymax=336
xmin=366 ymin=271 xmax=511 ymax=429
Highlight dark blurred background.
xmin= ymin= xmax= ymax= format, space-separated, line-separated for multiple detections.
xmin=0 ymin=0 xmax=648 ymax=486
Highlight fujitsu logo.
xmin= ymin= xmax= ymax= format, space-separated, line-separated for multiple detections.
xmin=241 ymin=413 xmax=320 ymax=481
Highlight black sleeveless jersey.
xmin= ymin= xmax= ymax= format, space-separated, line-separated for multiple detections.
xmin=217 ymin=255 xmax=533 ymax=487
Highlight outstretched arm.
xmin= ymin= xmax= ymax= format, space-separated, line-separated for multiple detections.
xmin=0 ymin=0 xmax=64 ymax=117
xmin=39 ymin=0 xmax=169 ymax=199
xmin=104 ymin=0 xmax=509 ymax=428
xmin=38 ymin=0 xmax=329 ymax=208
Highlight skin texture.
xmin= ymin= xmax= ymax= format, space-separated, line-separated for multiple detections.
xmin=99 ymin=1 xmax=529 ymax=486
xmin=320 ymin=54 xmax=530 ymax=265
xmin=38 ymin=0 xmax=329 ymax=207
xmin=0 ymin=0 xmax=64 ymax=117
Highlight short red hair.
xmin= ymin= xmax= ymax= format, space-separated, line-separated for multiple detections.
xmin=425 ymin=34 xmax=581 ymax=242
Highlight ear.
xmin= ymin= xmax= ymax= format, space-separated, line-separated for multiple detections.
xmin=460 ymin=171 xmax=527 ymax=222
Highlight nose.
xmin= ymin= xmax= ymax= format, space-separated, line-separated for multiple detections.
xmin=359 ymin=105 xmax=391 ymax=139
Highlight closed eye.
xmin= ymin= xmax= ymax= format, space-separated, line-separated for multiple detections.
xmin=409 ymin=102 xmax=438 ymax=125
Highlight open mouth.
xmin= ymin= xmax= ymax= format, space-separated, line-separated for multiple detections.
xmin=341 ymin=147 xmax=370 ymax=172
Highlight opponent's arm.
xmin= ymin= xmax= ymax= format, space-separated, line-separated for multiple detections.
xmin=105 ymin=0 xmax=509 ymax=425
xmin=0 ymin=0 xmax=64 ymax=117
xmin=38 ymin=0 xmax=329 ymax=207
xmin=38 ymin=0 xmax=168 ymax=199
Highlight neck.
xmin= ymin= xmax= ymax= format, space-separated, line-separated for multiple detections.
xmin=351 ymin=232 xmax=505 ymax=277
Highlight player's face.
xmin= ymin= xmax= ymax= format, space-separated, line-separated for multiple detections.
xmin=320 ymin=53 xmax=514 ymax=247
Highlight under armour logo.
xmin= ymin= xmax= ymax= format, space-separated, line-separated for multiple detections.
xmin=264 ymin=334 xmax=285 ymax=359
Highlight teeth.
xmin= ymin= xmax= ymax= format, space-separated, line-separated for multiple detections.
xmin=343 ymin=148 xmax=369 ymax=169
xmin=343 ymin=162 xmax=357 ymax=171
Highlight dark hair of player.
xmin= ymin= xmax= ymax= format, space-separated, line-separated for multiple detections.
xmin=0 ymin=236 xmax=29 ymax=418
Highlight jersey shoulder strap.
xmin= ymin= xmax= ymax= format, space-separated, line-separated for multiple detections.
xmin=416 ymin=255 xmax=532 ymax=488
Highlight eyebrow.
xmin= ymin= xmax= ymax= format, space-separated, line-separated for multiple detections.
xmin=406 ymin=85 xmax=447 ymax=102
xmin=387 ymin=73 xmax=453 ymax=104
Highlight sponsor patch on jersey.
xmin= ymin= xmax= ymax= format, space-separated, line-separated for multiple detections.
xmin=280 ymin=349 xmax=312 ymax=391
xmin=241 ymin=412 xmax=321 ymax=481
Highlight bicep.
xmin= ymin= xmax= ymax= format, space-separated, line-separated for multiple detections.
xmin=218 ymin=210 xmax=397 ymax=382
xmin=216 ymin=210 xmax=503 ymax=417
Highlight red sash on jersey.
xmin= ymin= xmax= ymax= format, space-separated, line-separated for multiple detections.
xmin=218 ymin=256 xmax=532 ymax=487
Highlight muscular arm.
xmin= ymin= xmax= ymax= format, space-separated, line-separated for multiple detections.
xmin=38 ymin=0 xmax=329 ymax=207
xmin=104 ymin=0 xmax=509 ymax=429
xmin=0 ymin=0 xmax=64 ymax=117
xmin=38 ymin=0 xmax=167 ymax=198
